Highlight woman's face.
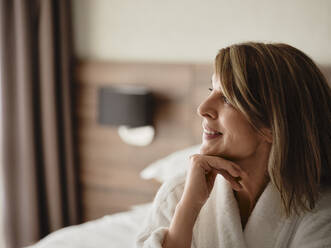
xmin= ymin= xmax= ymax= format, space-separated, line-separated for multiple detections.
xmin=198 ymin=74 xmax=266 ymax=162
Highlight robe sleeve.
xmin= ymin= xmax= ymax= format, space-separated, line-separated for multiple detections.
xmin=289 ymin=192 xmax=331 ymax=248
xmin=135 ymin=174 xmax=186 ymax=248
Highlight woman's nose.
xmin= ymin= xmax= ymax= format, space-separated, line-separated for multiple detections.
xmin=197 ymin=96 xmax=218 ymax=120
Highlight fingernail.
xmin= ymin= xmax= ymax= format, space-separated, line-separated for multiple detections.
xmin=236 ymin=182 xmax=243 ymax=189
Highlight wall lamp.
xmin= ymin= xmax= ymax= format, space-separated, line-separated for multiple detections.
xmin=98 ymin=85 xmax=155 ymax=146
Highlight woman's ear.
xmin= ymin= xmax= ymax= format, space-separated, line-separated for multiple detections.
xmin=261 ymin=128 xmax=273 ymax=144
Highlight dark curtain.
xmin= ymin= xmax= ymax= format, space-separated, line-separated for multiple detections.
xmin=0 ymin=0 xmax=80 ymax=247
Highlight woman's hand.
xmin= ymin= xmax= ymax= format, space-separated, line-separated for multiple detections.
xmin=180 ymin=154 xmax=244 ymax=212
xmin=163 ymin=154 xmax=245 ymax=248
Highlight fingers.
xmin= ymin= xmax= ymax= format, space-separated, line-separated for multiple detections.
xmin=190 ymin=154 xmax=244 ymax=178
xmin=205 ymin=155 xmax=243 ymax=178
xmin=216 ymin=169 xmax=242 ymax=191
xmin=189 ymin=154 xmax=245 ymax=191
xmin=189 ymin=154 xmax=213 ymax=175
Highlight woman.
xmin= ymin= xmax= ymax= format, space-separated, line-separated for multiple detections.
xmin=136 ymin=42 xmax=331 ymax=248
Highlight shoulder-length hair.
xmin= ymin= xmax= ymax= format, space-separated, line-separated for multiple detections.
xmin=215 ymin=42 xmax=331 ymax=216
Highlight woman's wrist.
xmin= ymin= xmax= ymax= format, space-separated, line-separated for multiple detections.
xmin=163 ymin=200 xmax=201 ymax=248
xmin=176 ymin=199 xmax=203 ymax=219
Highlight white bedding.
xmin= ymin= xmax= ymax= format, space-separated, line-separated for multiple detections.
xmin=28 ymin=145 xmax=199 ymax=248
xmin=28 ymin=203 xmax=152 ymax=248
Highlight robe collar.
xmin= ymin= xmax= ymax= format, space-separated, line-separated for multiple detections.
xmin=194 ymin=176 xmax=300 ymax=248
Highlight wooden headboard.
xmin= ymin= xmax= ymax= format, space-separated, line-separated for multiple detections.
xmin=74 ymin=61 xmax=213 ymax=221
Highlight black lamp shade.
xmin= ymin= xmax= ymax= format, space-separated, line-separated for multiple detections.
xmin=98 ymin=85 xmax=154 ymax=127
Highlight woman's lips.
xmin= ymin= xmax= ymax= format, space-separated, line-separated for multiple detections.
xmin=203 ymin=126 xmax=222 ymax=140
xmin=203 ymin=132 xmax=222 ymax=140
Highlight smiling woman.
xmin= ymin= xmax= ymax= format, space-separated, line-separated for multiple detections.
xmin=136 ymin=42 xmax=331 ymax=248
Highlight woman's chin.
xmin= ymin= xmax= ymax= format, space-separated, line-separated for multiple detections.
xmin=200 ymin=143 xmax=222 ymax=156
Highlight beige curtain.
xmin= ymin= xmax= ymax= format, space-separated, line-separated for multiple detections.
xmin=0 ymin=0 xmax=80 ymax=247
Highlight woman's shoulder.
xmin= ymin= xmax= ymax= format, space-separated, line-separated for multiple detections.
xmin=298 ymin=188 xmax=331 ymax=221
xmin=289 ymin=189 xmax=331 ymax=247
xmin=318 ymin=187 xmax=331 ymax=207
xmin=309 ymin=187 xmax=331 ymax=214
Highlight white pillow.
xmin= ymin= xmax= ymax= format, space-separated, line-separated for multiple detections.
xmin=140 ymin=144 xmax=201 ymax=183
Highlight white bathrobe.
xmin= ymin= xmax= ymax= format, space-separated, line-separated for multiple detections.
xmin=136 ymin=174 xmax=331 ymax=248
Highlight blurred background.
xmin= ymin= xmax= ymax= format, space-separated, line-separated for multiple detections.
xmin=0 ymin=0 xmax=330 ymax=247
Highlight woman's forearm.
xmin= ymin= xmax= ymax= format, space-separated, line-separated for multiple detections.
xmin=162 ymin=201 xmax=201 ymax=248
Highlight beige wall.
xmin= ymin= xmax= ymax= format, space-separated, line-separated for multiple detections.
xmin=72 ymin=0 xmax=331 ymax=64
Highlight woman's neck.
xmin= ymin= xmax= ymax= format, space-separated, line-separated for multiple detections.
xmin=234 ymin=177 xmax=269 ymax=229
xmin=232 ymin=141 xmax=271 ymax=229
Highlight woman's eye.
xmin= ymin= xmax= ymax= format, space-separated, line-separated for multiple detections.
xmin=222 ymin=96 xmax=230 ymax=105
xmin=208 ymin=88 xmax=231 ymax=105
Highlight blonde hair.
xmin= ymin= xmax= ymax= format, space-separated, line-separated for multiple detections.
xmin=215 ymin=42 xmax=331 ymax=216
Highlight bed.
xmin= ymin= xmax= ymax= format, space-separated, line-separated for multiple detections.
xmin=29 ymin=145 xmax=200 ymax=248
